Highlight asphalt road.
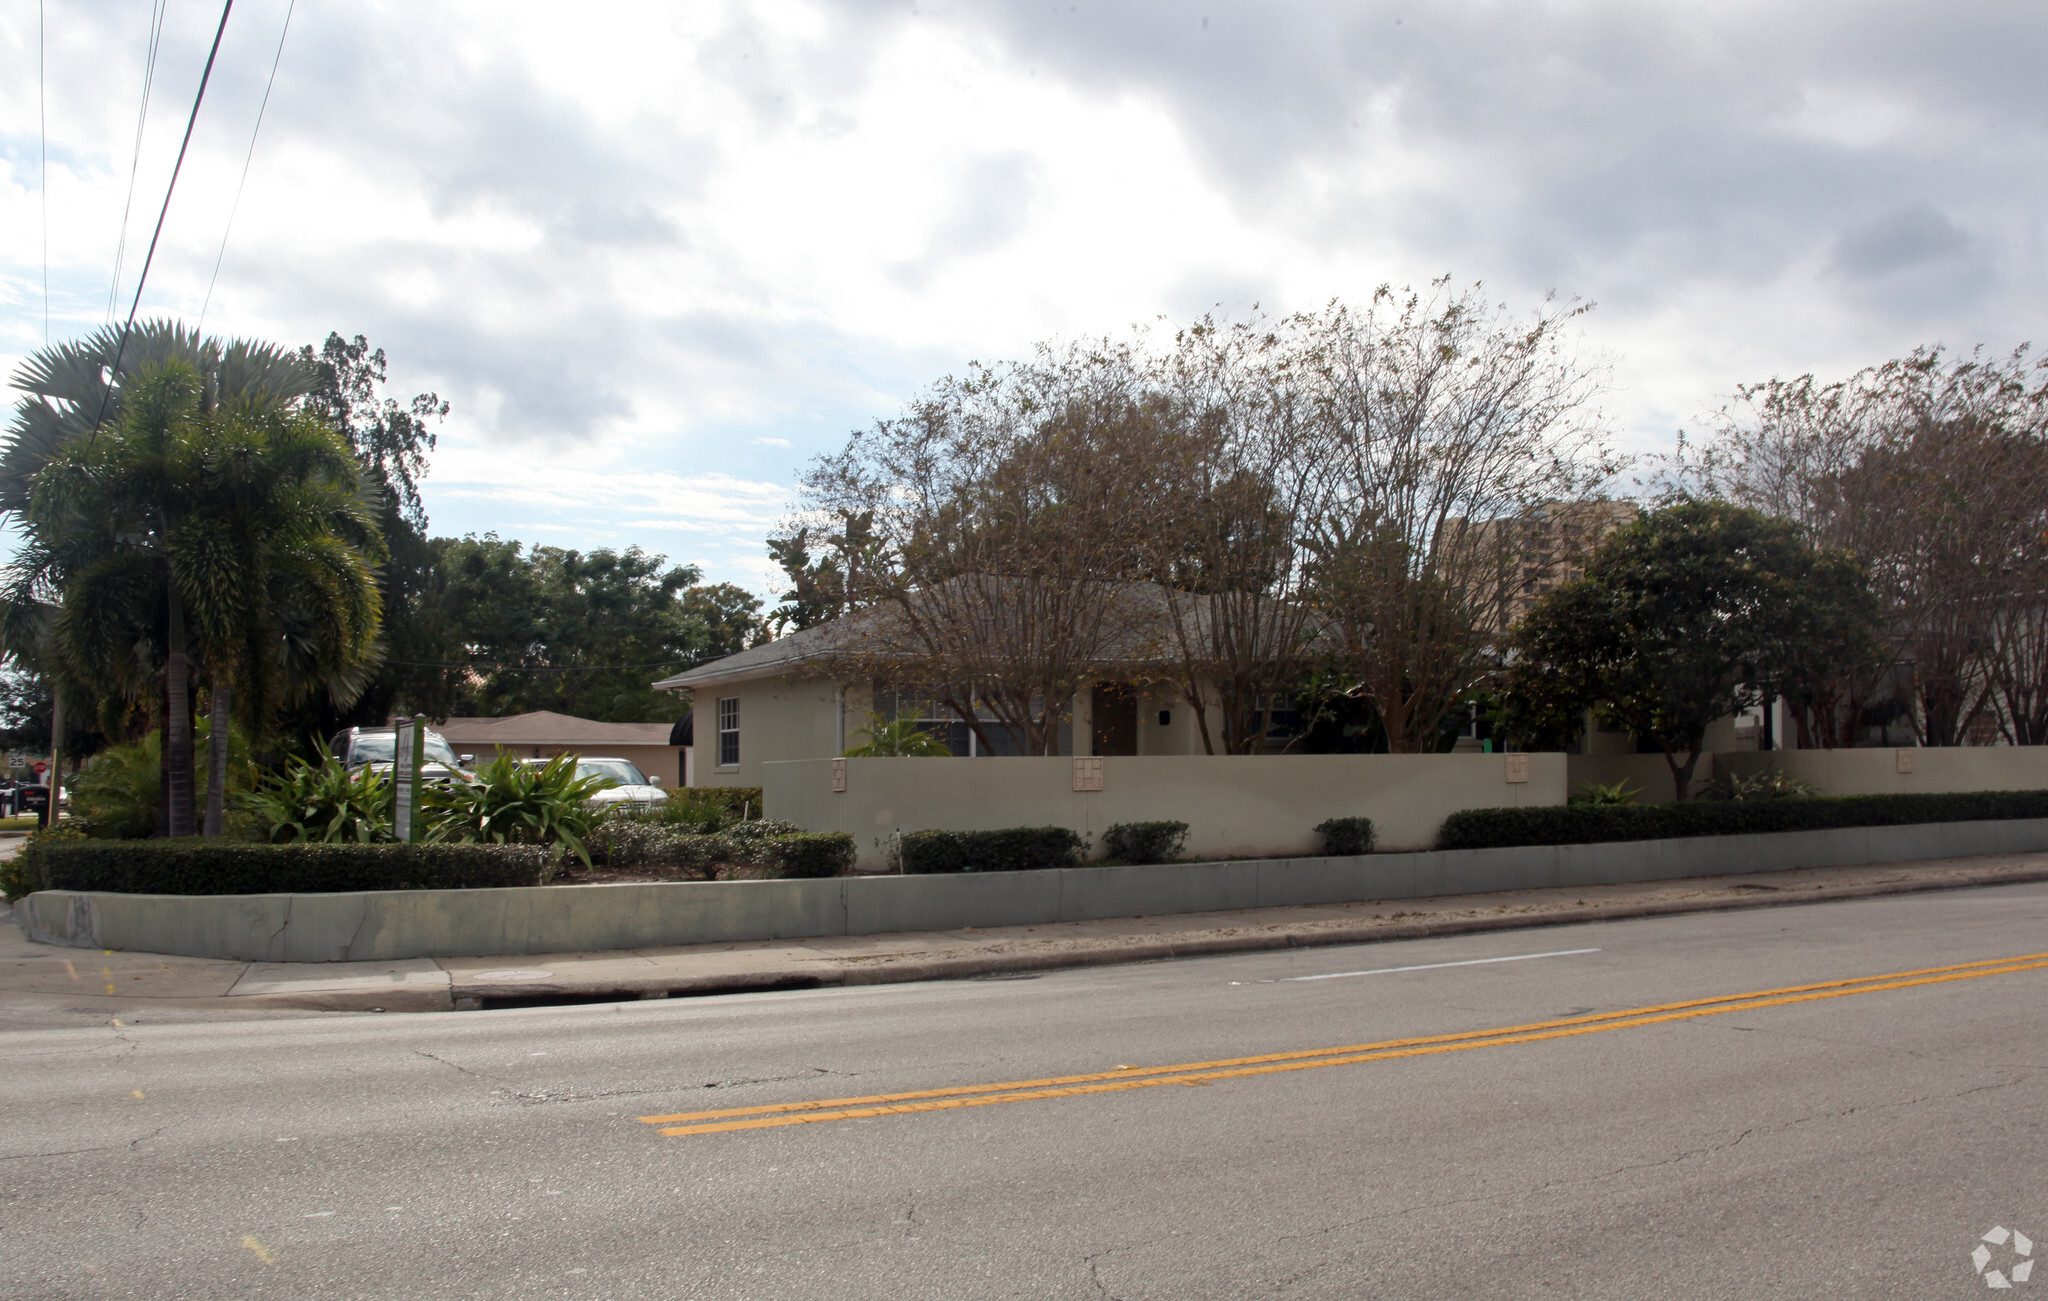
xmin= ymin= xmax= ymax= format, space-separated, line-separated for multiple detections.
xmin=4 ymin=883 xmax=2046 ymax=1300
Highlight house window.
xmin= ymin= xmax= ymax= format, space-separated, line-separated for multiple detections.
xmin=717 ymin=697 xmax=739 ymax=767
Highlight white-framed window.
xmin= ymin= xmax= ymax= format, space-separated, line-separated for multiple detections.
xmin=717 ymin=697 xmax=740 ymax=767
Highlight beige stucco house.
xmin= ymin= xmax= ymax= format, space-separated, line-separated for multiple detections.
xmin=650 ymin=607 xmax=1278 ymax=790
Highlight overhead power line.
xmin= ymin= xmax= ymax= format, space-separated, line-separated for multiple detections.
xmin=198 ymin=0 xmax=295 ymax=336
xmin=106 ymin=0 xmax=169 ymax=324
xmin=38 ymin=0 xmax=48 ymax=343
xmin=89 ymin=0 xmax=238 ymax=441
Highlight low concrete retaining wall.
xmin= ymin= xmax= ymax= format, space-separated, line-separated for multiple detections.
xmin=18 ymin=817 xmax=2048 ymax=963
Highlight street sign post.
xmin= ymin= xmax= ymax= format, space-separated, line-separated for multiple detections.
xmin=392 ymin=715 xmax=426 ymax=842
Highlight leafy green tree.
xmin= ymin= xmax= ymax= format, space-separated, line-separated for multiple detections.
xmin=1506 ymin=500 xmax=1878 ymax=800
xmin=765 ymin=510 xmax=887 ymax=635
xmin=282 ymin=332 xmax=449 ymax=737
xmin=412 ymin=536 xmax=759 ymax=722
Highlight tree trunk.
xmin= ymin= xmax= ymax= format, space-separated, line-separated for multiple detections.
xmin=203 ymin=677 xmax=230 ymax=836
xmin=165 ymin=594 xmax=196 ymax=838
xmin=1662 ymin=745 xmax=1702 ymax=801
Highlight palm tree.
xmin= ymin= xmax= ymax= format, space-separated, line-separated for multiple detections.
xmin=11 ymin=362 xmax=384 ymax=836
xmin=3 ymin=320 xmax=313 ymax=514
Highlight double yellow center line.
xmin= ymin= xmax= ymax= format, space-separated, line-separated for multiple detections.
xmin=639 ymin=950 xmax=2048 ymax=1138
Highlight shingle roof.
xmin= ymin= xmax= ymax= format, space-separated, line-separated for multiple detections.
xmin=434 ymin=710 xmax=678 ymax=746
xmin=651 ymin=582 xmax=1341 ymax=692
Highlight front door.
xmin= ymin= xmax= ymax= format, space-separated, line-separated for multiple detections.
xmin=1092 ymin=683 xmax=1139 ymax=756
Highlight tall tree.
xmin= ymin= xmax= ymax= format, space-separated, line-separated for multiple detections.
xmin=801 ymin=343 xmax=1161 ymax=756
xmin=1678 ymin=345 xmax=2048 ymax=745
xmin=1301 ymin=282 xmax=1617 ymax=753
xmin=1507 ymin=501 xmax=1878 ymax=799
xmin=293 ymin=332 xmax=449 ymax=733
xmin=12 ymin=363 xmax=383 ymax=835
xmin=412 ymin=536 xmax=757 ymax=723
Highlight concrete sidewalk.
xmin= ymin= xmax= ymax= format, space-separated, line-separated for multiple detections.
xmin=6 ymin=849 xmax=2047 ymax=1026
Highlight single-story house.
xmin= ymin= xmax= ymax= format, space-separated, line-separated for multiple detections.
xmin=433 ymin=710 xmax=690 ymax=787
xmin=649 ymin=590 xmax=1313 ymax=789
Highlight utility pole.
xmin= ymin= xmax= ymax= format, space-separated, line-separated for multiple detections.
xmin=48 ymin=681 xmax=62 ymax=818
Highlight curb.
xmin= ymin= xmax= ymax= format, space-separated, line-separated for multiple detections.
xmin=444 ymin=863 xmax=2048 ymax=1008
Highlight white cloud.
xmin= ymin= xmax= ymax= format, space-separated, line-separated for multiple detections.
xmin=4 ymin=0 xmax=2046 ymax=589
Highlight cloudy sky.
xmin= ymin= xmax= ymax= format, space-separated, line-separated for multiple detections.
xmin=2 ymin=1 xmax=2042 ymax=594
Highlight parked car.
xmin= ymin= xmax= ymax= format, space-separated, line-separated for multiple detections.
xmin=328 ymin=726 xmax=473 ymax=784
xmin=517 ymin=756 xmax=668 ymax=807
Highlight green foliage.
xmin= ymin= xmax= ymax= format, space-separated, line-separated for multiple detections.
xmin=1569 ymin=780 xmax=1642 ymax=807
xmin=757 ymin=832 xmax=856 ymax=878
xmin=681 ymin=786 xmax=765 ymax=823
xmin=765 ymin=510 xmax=889 ymax=636
xmin=588 ymin=820 xmax=731 ymax=875
xmin=724 ymin=817 xmax=804 ymax=844
xmin=21 ymin=838 xmax=548 ymax=896
xmin=0 ymin=820 xmax=86 ymax=900
xmin=1313 ymin=816 xmax=1377 ymax=856
xmin=900 ymin=827 xmax=1087 ymax=874
xmin=1101 ymin=820 xmax=1189 ymax=864
xmin=1438 ymin=789 xmax=2048 ymax=850
xmin=423 ymin=752 xmax=609 ymax=865
xmin=1711 ymin=769 xmax=1818 ymax=801
xmin=842 ymin=712 xmax=954 ymax=757
xmin=242 ymin=745 xmax=395 ymax=843
xmin=1507 ymin=501 xmax=1879 ymax=799
xmin=395 ymin=534 xmax=760 ymax=724
xmin=69 ymin=723 xmax=255 ymax=839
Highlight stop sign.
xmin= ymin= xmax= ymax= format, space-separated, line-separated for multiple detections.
xmin=31 ymin=761 xmax=46 ymax=774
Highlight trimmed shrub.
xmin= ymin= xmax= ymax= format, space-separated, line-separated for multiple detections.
xmin=900 ymin=827 xmax=1087 ymax=874
xmin=687 ymin=787 xmax=764 ymax=820
xmin=1438 ymin=789 xmax=2048 ymax=850
xmin=758 ymin=832 xmax=856 ymax=879
xmin=1102 ymin=820 xmax=1189 ymax=865
xmin=20 ymin=839 xmax=551 ymax=896
xmin=724 ymin=818 xmax=804 ymax=844
xmin=1314 ymin=816 xmax=1377 ymax=856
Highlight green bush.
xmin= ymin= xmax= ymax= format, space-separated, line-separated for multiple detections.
xmin=0 ymin=821 xmax=81 ymax=900
xmin=610 ymin=782 xmax=749 ymax=835
xmin=1569 ymin=780 xmax=1641 ymax=807
xmin=18 ymin=839 xmax=550 ymax=896
xmin=243 ymin=747 xmax=395 ymax=844
xmin=758 ymin=832 xmax=856 ymax=879
xmin=1314 ymin=816 xmax=1377 ymax=856
xmin=72 ymin=723 xmax=255 ymax=839
xmin=1101 ymin=820 xmax=1189 ymax=865
xmin=900 ymin=827 xmax=1086 ymax=874
xmin=682 ymin=787 xmax=765 ymax=821
xmin=1438 ymin=789 xmax=2048 ymax=850
xmin=424 ymin=752 xmax=609 ymax=865
xmin=1711 ymin=769 xmax=1819 ymax=801
xmin=724 ymin=818 xmax=804 ymax=844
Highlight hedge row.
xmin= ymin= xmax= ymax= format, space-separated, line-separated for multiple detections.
xmin=1437 ymin=789 xmax=2048 ymax=850
xmin=901 ymin=827 xmax=1085 ymax=874
xmin=20 ymin=839 xmax=552 ymax=896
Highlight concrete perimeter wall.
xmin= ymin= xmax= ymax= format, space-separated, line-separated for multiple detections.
xmin=21 ymin=817 xmax=2048 ymax=963
xmin=1716 ymin=747 xmax=2048 ymax=796
xmin=765 ymin=753 xmax=1568 ymax=870
xmin=1567 ymin=747 xmax=2048 ymax=805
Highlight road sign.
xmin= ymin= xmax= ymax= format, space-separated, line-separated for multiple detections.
xmin=32 ymin=761 xmax=47 ymax=775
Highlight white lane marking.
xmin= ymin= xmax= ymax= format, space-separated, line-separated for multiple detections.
xmin=1285 ymin=948 xmax=1602 ymax=982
